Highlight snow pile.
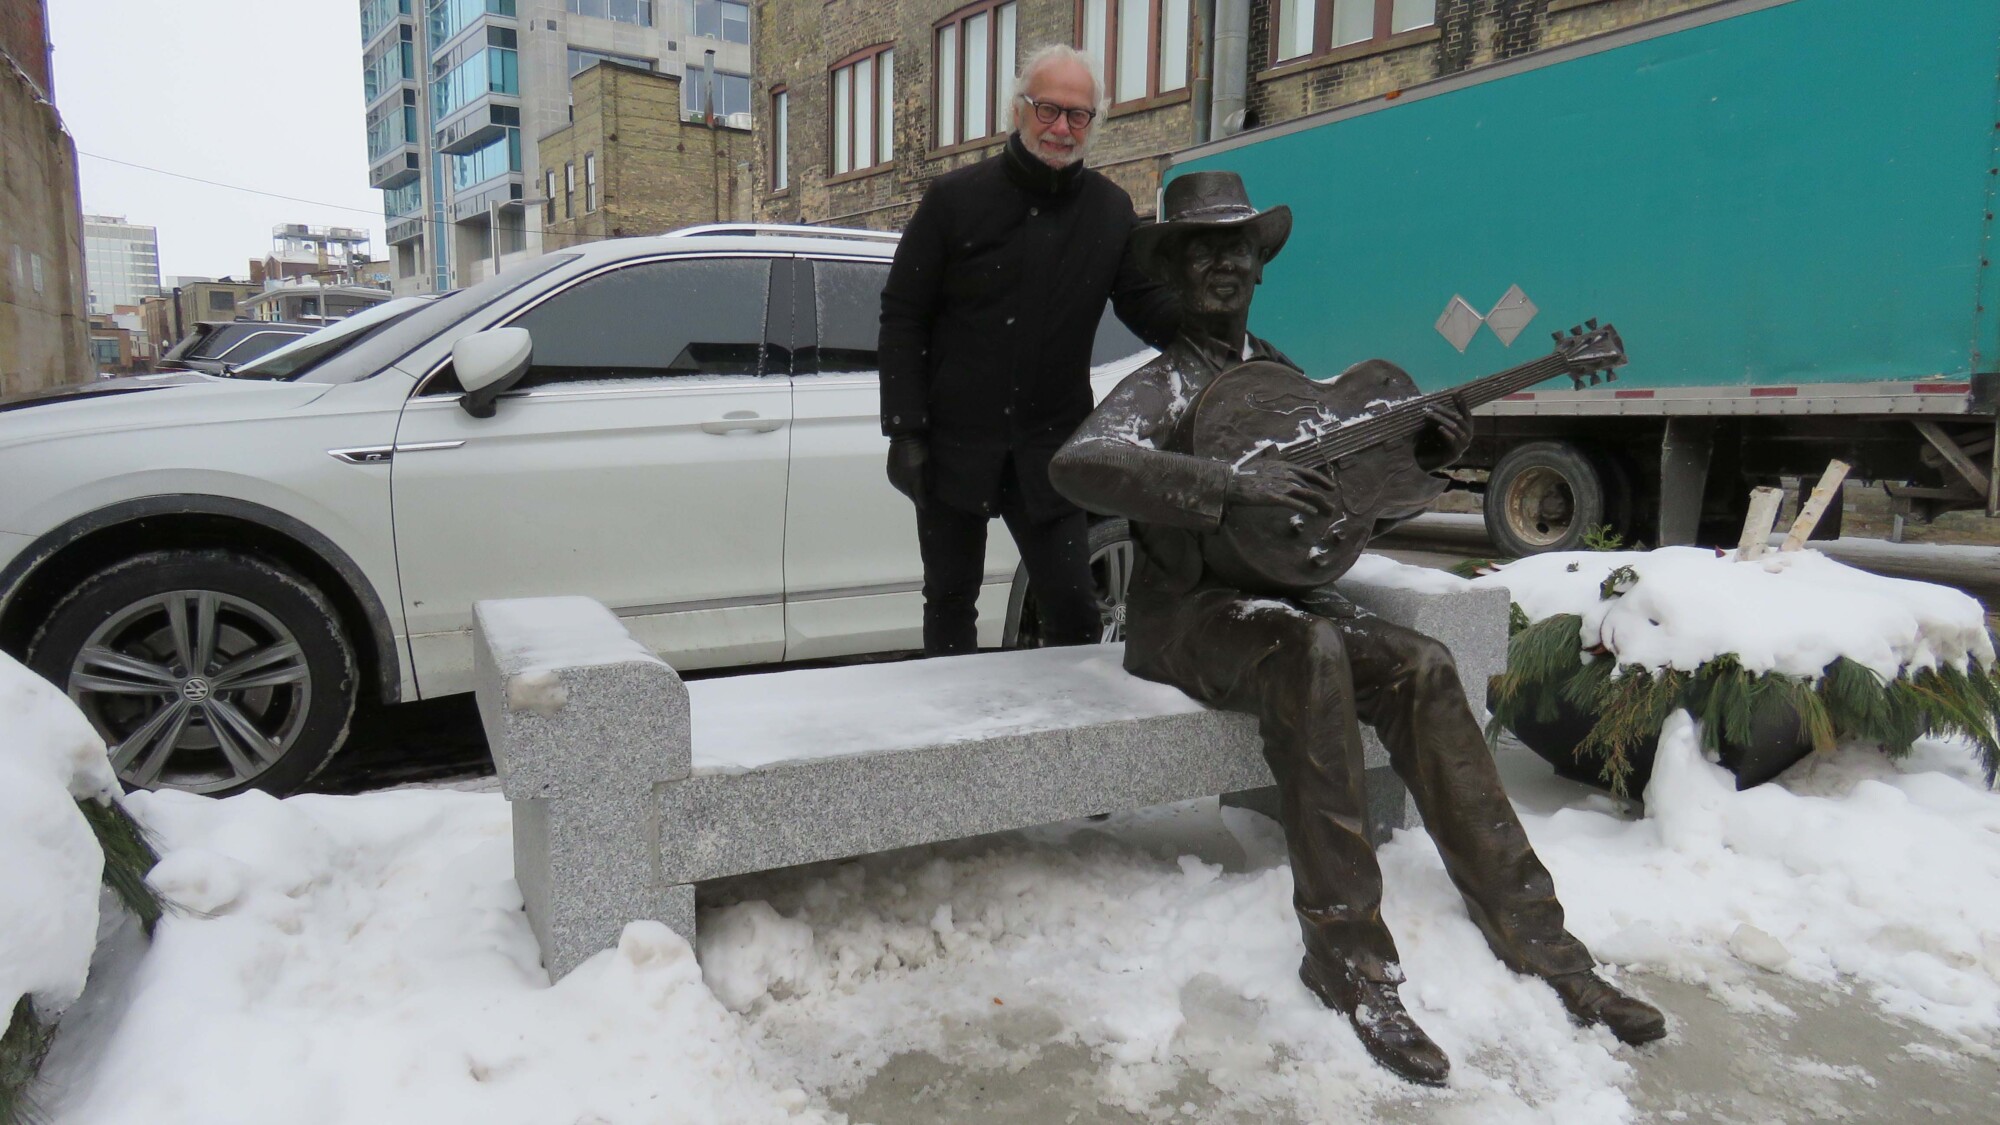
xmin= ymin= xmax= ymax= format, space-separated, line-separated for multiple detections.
xmin=56 ymin=789 xmax=830 ymax=1125
xmin=1570 ymin=715 xmax=2000 ymax=1040
xmin=1473 ymin=546 xmax=1994 ymax=679
xmin=1343 ymin=551 xmax=1475 ymax=595
xmin=43 ymin=727 xmax=2000 ymax=1123
xmin=1 ymin=651 xmax=121 ymax=1019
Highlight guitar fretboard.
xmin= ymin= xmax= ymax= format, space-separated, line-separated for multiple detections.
xmin=1273 ymin=352 xmax=1575 ymax=471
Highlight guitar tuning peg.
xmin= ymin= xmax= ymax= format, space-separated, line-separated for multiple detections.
xmin=1604 ymin=369 xmax=1618 ymax=382
xmin=1589 ymin=373 xmax=1601 ymax=386
xmin=1552 ymin=330 xmax=1565 ymax=345
xmin=1571 ymin=325 xmax=1585 ymax=336
xmin=1586 ymin=318 xmax=1599 ymax=331
xmin=1569 ymin=373 xmax=1585 ymax=389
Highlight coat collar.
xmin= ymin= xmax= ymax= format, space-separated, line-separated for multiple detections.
xmin=1002 ymin=132 xmax=1086 ymax=198
xmin=1178 ymin=330 xmax=1286 ymax=379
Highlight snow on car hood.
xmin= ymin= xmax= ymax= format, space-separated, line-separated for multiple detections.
xmin=0 ymin=372 xmax=332 ymax=450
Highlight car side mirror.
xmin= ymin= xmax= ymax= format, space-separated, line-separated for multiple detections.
xmin=454 ymin=327 xmax=533 ymax=418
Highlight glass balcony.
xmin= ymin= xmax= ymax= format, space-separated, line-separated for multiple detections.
xmin=361 ymin=0 xmax=412 ymax=45
xmin=427 ymin=0 xmax=516 ymax=52
xmin=432 ymin=46 xmax=518 ymax=119
xmin=449 ymin=127 xmax=521 ymax=191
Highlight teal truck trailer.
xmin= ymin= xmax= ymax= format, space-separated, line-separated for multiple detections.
xmin=1167 ymin=0 xmax=2000 ymax=554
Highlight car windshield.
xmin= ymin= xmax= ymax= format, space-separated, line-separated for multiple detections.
xmin=271 ymin=253 xmax=583 ymax=384
xmin=229 ymin=298 xmax=435 ymax=380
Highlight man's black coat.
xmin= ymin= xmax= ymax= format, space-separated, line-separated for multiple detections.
xmin=879 ymin=132 xmax=1178 ymax=521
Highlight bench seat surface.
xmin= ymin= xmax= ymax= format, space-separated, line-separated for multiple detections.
xmin=686 ymin=644 xmax=1205 ymax=775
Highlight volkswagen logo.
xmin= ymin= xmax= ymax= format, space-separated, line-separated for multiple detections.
xmin=180 ymin=678 xmax=213 ymax=704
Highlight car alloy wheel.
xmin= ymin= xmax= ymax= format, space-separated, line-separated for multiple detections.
xmin=66 ymin=590 xmax=312 ymax=792
xmin=29 ymin=550 xmax=356 ymax=796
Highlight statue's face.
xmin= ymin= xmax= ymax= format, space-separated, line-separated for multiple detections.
xmin=1171 ymin=228 xmax=1261 ymax=318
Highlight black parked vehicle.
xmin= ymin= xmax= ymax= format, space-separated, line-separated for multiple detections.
xmin=157 ymin=320 xmax=318 ymax=375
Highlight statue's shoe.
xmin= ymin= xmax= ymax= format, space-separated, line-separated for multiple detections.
xmin=1299 ymin=961 xmax=1451 ymax=1088
xmin=1547 ymin=970 xmax=1667 ymax=1045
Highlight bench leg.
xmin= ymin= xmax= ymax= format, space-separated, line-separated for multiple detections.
xmin=1221 ymin=766 xmax=1414 ymax=849
xmin=515 ymin=791 xmax=680 ymax=982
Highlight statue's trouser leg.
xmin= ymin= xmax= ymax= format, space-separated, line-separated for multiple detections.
xmin=1126 ymin=590 xmax=1403 ymax=985
xmin=1330 ymin=614 xmax=1594 ymax=979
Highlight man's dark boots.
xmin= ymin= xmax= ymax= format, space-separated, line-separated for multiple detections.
xmin=1299 ymin=960 xmax=1451 ymax=1087
xmin=1546 ymin=970 xmax=1667 ymax=1045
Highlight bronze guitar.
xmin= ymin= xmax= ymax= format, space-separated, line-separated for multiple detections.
xmin=1188 ymin=322 xmax=1629 ymax=594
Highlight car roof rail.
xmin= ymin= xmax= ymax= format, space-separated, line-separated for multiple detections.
xmin=665 ymin=222 xmax=901 ymax=243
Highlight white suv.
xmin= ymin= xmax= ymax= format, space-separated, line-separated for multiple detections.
xmin=0 ymin=226 xmax=1149 ymax=796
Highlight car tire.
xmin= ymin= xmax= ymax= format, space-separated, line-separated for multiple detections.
xmin=1484 ymin=441 xmax=1607 ymax=556
xmin=27 ymin=549 xmax=357 ymax=797
xmin=1011 ymin=518 xmax=1135 ymax=647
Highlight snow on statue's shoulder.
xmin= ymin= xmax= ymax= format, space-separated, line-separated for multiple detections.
xmin=1471 ymin=546 xmax=1994 ymax=680
xmin=0 ymin=651 xmax=118 ymax=1019
xmin=479 ymin=595 xmax=664 ymax=675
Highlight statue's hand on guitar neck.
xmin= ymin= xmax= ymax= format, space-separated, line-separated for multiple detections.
xmin=1223 ymin=459 xmax=1338 ymax=516
xmin=1412 ymin=396 xmax=1473 ymax=472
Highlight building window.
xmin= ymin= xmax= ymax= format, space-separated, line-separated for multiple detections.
xmin=207 ymin=290 xmax=236 ymax=312
xmin=691 ymin=0 xmax=749 ymax=44
xmin=831 ymin=46 xmax=894 ymax=175
xmin=683 ymin=65 xmax=751 ymax=120
xmin=545 ymin=170 xmax=558 ymax=222
xmin=934 ymin=0 xmax=1015 ymax=149
xmin=566 ymin=0 xmax=652 ymax=26
xmin=1079 ymin=0 xmax=1187 ymax=105
xmin=585 ymin=154 xmax=599 ymax=212
xmin=1274 ymin=0 xmax=1433 ymax=65
xmin=770 ymin=87 xmax=789 ymax=191
xmin=565 ymin=162 xmax=575 ymax=218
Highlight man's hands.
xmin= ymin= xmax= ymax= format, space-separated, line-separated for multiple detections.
xmin=1225 ymin=460 xmax=1337 ymax=515
xmin=886 ymin=434 xmax=930 ymax=508
xmin=1413 ymin=397 xmax=1473 ymax=472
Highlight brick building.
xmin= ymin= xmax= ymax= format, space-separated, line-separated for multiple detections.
xmin=752 ymin=0 xmax=1726 ymax=231
xmin=538 ymin=61 xmax=755 ymax=245
xmin=0 ymin=0 xmax=90 ymax=394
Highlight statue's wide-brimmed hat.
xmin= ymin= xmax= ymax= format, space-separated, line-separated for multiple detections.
xmin=1130 ymin=170 xmax=1292 ymax=278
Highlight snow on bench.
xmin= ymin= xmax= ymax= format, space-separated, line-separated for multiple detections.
xmin=473 ymin=566 xmax=1510 ymax=982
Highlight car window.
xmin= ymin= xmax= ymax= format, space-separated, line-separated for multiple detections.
xmin=809 ymin=259 xmax=889 ymax=374
xmin=1091 ymin=306 xmax=1148 ymax=367
xmin=214 ymin=330 xmax=307 ymax=363
xmin=511 ymin=257 xmax=772 ymax=390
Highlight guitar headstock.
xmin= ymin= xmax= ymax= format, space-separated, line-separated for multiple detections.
xmin=1550 ymin=319 xmax=1627 ymax=388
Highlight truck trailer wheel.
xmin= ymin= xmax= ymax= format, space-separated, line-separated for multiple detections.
xmin=1484 ymin=441 xmax=1606 ymax=555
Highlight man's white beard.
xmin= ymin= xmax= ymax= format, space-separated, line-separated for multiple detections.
xmin=1034 ymin=133 xmax=1088 ymax=167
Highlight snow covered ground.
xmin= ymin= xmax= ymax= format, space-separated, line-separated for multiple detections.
xmin=28 ymin=718 xmax=2000 ymax=1124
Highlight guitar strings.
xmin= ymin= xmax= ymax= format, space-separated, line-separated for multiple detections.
xmin=1273 ymin=354 xmax=1572 ymax=469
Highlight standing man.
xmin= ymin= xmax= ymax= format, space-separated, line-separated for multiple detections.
xmin=879 ymin=44 xmax=1177 ymax=656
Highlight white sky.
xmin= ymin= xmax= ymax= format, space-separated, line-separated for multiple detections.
xmin=47 ymin=0 xmax=388 ymax=282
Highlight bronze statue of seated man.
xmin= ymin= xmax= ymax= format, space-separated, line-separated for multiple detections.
xmin=1049 ymin=170 xmax=1665 ymax=1086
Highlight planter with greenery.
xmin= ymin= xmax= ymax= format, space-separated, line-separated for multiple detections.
xmin=1473 ymin=547 xmax=2000 ymax=798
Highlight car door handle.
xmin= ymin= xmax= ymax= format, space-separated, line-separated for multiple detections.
xmin=699 ymin=411 xmax=784 ymax=435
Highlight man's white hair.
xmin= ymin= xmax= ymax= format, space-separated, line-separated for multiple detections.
xmin=1010 ymin=44 xmax=1107 ymax=129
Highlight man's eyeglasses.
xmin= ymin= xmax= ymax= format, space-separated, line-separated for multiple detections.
xmin=1019 ymin=95 xmax=1097 ymax=130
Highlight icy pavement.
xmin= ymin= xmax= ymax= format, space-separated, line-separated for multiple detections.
xmin=34 ymin=722 xmax=2000 ymax=1124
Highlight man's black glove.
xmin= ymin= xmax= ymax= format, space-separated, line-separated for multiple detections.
xmin=886 ymin=434 xmax=930 ymax=508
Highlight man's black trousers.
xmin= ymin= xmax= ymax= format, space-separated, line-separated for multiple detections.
xmin=915 ymin=463 xmax=1101 ymax=656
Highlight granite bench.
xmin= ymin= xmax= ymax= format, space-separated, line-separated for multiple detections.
xmin=471 ymin=574 xmax=1510 ymax=982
